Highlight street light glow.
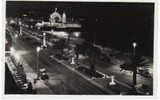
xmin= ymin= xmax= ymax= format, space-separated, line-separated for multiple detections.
xmin=132 ymin=42 xmax=137 ymax=48
xmin=18 ymin=21 xmax=22 ymax=25
xmin=73 ymin=32 xmax=81 ymax=38
xmin=23 ymin=14 xmax=27 ymax=17
xmin=36 ymin=47 xmax=41 ymax=52
xmin=10 ymin=19 xmax=15 ymax=24
xmin=10 ymin=47 xmax=14 ymax=54
xmin=10 ymin=47 xmax=20 ymax=62
xmin=43 ymin=32 xmax=46 ymax=36
xmin=15 ymin=34 xmax=18 ymax=38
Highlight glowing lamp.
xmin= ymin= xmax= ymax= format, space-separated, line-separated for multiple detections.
xmin=132 ymin=42 xmax=137 ymax=48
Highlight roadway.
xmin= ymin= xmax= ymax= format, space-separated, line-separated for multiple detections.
xmin=7 ymin=26 xmax=153 ymax=95
xmin=25 ymin=27 xmax=153 ymax=93
xmin=9 ymin=27 xmax=107 ymax=94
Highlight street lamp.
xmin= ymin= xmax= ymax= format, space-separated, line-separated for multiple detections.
xmin=18 ymin=20 xmax=22 ymax=36
xmin=132 ymin=42 xmax=138 ymax=89
xmin=42 ymin=32 xmax=47 ymax=48
xmin=14 ymin=34 xmax=18 ymax=43
xmin=15 ymin=34 xmax=18 ymax=38
xmin=132 ymin=42 xmax=137 ymax=57
xmin=36 ymin=46 xmax=41 ymax=79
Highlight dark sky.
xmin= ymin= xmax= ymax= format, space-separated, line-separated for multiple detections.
xmin=6 ymin=1 xmax=154 ymax=56
xmin=6 ymin=2 xmax=154 ymax=18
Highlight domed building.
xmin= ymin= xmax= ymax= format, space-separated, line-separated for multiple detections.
xmin=49 ymin=8 xmax=66 ymax=24
xmin=36 ymin=8 xmax=81 ymax=29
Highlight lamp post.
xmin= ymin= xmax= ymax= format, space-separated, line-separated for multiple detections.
xmin=42 ymin=32 xmax=47 ymax=48
xmin=132 ymin=42 xmax=137 ymax=88
xmin=73 ymin=32 xmax=81 ymax=65
xmin=36 ymin=46 xmax=41 ymax=79
xmin=132 ymin=42 xmax=137 ymax=57
xmin=19 ymin=21 xmax=22 ymax=36
xmin=14 ymin=34 xmax=18 ymax=43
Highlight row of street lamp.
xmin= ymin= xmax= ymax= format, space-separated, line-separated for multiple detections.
xmin=16 ymin=21 xmax=139 ymax=90
xmin=34 ymin=41 xmax=137 ymax=84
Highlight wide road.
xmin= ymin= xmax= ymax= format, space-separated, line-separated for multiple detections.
xmin=10 ymin=28 xmax=108 ymax=94
xmin=24 ymin=27 xmax=153 ymax=94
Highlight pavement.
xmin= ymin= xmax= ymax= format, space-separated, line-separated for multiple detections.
xmin=5 ymin=51 xmax=53 ymax=94
xmin=50 ymin=55 xmax=131 ymax=94
xmin=19 ymin=54 xmax=53 ymax=94
xmin=6 ymin=26 xmax=54 ymax=94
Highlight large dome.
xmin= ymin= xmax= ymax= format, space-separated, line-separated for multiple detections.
xmin=50 ymin=8 xmax=62 ymax=23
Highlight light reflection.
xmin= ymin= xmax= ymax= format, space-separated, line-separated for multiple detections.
xmin=73 ymin=32 xmax=81 ymax=37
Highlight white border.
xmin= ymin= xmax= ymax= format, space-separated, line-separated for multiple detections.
xmin=5 ymin=0 xmax=157 ymax=3
xmin=1 ymin=0 xmax=159 ymax=100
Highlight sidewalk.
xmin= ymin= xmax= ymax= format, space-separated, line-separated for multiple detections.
xmin=6 ymin=28 xmax=53 ymax=94
xmin=78 ymin=53 xmax=153 ymax=92
xmin=49 ymin=48 xmax=152 ymax=95
xmin=50 ymin=55 xmax=131 ymax=94
xmin=15 ymin=49 xmax=53 ymax=94
xmin=6 ymin=55 xmax=53 ymax=94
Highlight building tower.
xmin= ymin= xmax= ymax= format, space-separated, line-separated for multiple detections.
xmin=62 ymin=12 xmax=66 ymax=24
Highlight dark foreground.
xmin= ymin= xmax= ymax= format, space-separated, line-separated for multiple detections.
xmin=5 ymin=63 xmax=36 ymax=94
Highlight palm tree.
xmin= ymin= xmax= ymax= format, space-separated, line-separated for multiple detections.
xmin=87 ymin=44 xmax=100 ymax=77
xmin=55 ymin=39 xmax=65 ymax=56
xmin=120 ymin=56 xmax=150 ymax=88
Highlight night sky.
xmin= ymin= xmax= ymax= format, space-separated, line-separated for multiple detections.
xmin=6 ymin=1 xmax=154 ymax=57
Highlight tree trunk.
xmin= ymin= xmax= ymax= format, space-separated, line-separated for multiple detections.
xmin=133 ymin=66 xmax=137 ymax=87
